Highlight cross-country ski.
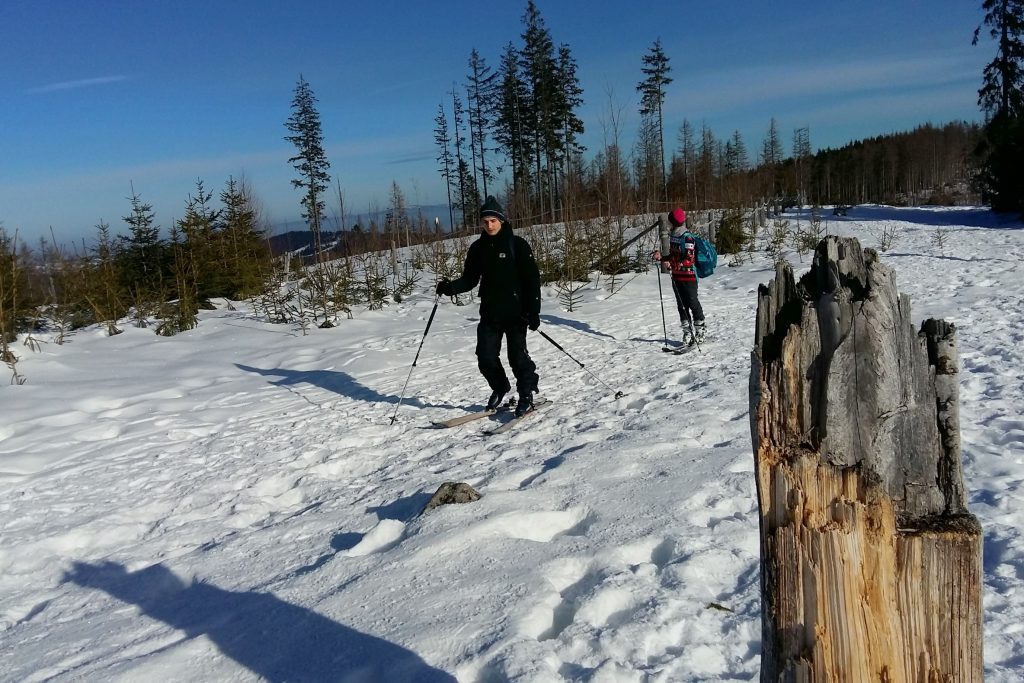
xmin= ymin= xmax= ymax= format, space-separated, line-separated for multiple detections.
xmin=484 ymin=398 xmax=552 ymax=435
xmin=430 ymin=408 xmax=500 ymax=428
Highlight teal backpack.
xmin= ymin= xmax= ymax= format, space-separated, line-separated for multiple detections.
xmin=688 ymin=232 xmax=718 ymax=278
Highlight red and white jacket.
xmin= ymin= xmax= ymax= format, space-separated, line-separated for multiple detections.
xmin=665 ymin=233 xmax=698 ymax=283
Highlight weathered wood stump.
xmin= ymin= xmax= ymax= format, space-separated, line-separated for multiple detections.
xmin=750 ymin=236 xmax=982 ymax=681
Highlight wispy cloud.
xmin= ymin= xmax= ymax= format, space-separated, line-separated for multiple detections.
xmin=28 ymin=75 xmax=127 ymax=94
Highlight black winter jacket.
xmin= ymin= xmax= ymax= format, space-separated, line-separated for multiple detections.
xmin=448 ymin=222 xmax=541 ymax=323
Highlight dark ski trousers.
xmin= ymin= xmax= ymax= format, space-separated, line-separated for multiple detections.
xmin=671 ymin=279 xmax=704 ymax=327
xmin=476 ymin=318 xmax=538 ymax=397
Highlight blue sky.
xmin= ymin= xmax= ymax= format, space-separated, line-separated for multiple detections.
xmin=1 ymin=0 xmax=989 ymax=245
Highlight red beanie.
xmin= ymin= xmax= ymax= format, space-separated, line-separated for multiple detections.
xmin=668 ymin=208 xmax=686 ymax=227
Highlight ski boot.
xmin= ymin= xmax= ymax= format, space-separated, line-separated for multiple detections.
xmin=486 ymin=383 xmax=511 ymax=411
xmin=693 ymin=320 xmax=707 ymax=343
xmin=514 ymin=392 xmax=535 ymax=418
xmin=683 ymin=322 xmax=697 ymax=347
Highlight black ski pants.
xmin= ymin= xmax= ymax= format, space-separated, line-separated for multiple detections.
xmin=671 ymin=279 xmax=704 ymax=326
xmin=476 ymin=318 xmax=538 ymax=397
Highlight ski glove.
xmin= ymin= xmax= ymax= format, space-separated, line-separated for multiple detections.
xmin=526 ymin=312 xmax=540 ymax=331
xmin=435 ymin=279 xmax=452 ymax=296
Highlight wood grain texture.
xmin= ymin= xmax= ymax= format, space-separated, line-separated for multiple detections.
xmin=751 ymin=237 xmax=982 ymax=681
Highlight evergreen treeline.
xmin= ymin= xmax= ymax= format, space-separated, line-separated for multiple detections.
xmin=433 ymin=0 xmax=586 ymax=226
xmin=432 ymin=2 xmax=993 ymax=228
xmin=3 ymin=0 xmax=1021 ymax=377
xmin=0 ymin=176 xmax=271 ymax=354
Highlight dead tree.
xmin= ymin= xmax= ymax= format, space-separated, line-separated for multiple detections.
xmin=750 ymin=235 xmax=982 ymax=681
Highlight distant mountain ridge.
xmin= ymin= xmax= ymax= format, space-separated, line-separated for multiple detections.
xmin=269 ymin=203 xmax=459 ymax=234
xmin=266 ymin=203 xmax=463 ymax=257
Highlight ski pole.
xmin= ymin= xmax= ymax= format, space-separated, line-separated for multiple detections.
xmin=655 ymin=261 xmax=670 ymax=351
xmin=390 ymin=294 xmax=440 ymax=424
xmin=536 ymin=328 xmax=625 ymax=399
xmin=684 ymin=306 xmax=703 ymax=353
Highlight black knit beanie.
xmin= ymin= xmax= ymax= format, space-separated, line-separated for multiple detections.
xmin=479 ymin=196 xmax=506 ymax=223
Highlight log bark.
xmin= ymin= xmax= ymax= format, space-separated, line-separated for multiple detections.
xmin=750 ymin=236 xmax=982 ymax=681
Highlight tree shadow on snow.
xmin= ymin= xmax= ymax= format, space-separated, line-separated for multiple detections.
xmin=65 ymin=560 xmax=455 ymax=682
xmin=881 ymin=252 xmax=997 ymax=264
xmin=540 ymin=314 xmax=616 ymax=340
xmin=851 ymin=205 xmax=1019 ymax=229
xmin=821 ymin=205 xmax=1021 ymax=230
xmin=235 ymin=364 xmax=453 ymax=410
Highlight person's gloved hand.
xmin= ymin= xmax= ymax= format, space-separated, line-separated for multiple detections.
xmin=435 ymin=279 xmax=452 ymax=296
xmin=526 ymin=312 xmax=540 ymax=331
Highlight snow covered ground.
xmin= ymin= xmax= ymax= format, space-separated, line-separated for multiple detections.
xmin=1 ymin=205 xmax=1022 ymax=681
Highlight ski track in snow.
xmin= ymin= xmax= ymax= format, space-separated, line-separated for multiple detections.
xmin=0 ymin=206 xmax=1022 ymax=681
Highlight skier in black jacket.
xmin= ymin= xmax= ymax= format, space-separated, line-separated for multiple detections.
xmin=436 ymin=196 xmax=541 ymax=417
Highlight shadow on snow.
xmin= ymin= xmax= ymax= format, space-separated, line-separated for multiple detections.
xmin=541 ymin=314 xmax=616 ymax=340
xmin=368 ymin=491 xmax=434 ymax=522
xmin=791 ymin=205 xmax=1020 ymax=230
xmin=65 ymin=560 xmax=455 ymax=682
xmin=292 ymin=531 xmax=366 ymax=578
xmin=235 ymin=364 xmax=454 ymax=410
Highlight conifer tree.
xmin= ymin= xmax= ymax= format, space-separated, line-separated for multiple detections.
xmin=676 ymin=119 xmax=697 ymax=204
xmin=389 ymin=180 xmax=410 ymax=249
xmin=284 ymin=76 xmax=331 ymax=254
xmin=433 ymin=103 xmax=457 ymax=231
xmin=83 ymin=221 xmax=125 ymax=336
xmin=465 ymin=49 xmax=499 ymax=198
xmin=634 ymin=116 xmax=662 ymax=207
xmin=219 ymin=176 xmax=270 ymax=299
xmin=118 ymin=187 xmax=167 ymax=307
xmin=0 ymin=226 xmax=30 ymax=349
xmin=160 ymin=222 xmax=198 ymax=335
xmin=696 ymin=123 xmax=718 ymax=209
xmin=177 ymin=179 xmax=219 ymax=303
xmin=973 ymin=0 xmax=1024 ymax=212
xmin=520 ymin=0 xmax=558 ymax=218
xmin=450 ymin=87 xmax=471 ymax=226
xmin=284 ymin=75 xmax=333 ymax=324
xmin=792 ymin=126 xmax=812 ymax=205
xmin=975 ymin=0 xmax=1024 ymax=118
xmin=555 ymin=43 xmax=586 ymax=214
xmin=730 ymin=130 xmax=749 ymax=172
xmin=493 ymin=41 xmax=531 ymax=210
xmin=637 ymin=38 xmax=673 ymax=206
xmin=456 ymin=158 xmax=480 ymax=223
xmin=509 ymin=1 xmax=586 ymax=220
xmin=761 ymin=118 xmax=784 ymax=201
xmin=724 ymin=130 xmax=750 ymax=204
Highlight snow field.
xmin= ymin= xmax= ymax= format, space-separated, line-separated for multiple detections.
xmin=0 ymin=205 xmax=1022 ymax=680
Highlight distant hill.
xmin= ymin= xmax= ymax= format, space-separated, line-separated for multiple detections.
xmin=266 ymin=204 xmax=464 ymax=258
xmin=265 ymin=229 xmax=342 ymax=258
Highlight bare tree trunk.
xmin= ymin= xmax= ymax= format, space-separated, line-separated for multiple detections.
xmin=750 ymin=236 xmax=982 ymax=681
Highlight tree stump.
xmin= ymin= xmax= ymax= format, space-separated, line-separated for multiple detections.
xmin=750 ymin=236 xmax=982 ymax=681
